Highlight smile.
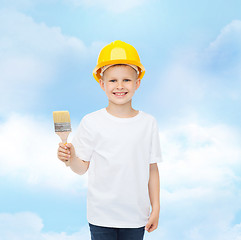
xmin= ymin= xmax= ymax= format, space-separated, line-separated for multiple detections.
xmin=113 ymin=92 xmax=128 ymax=96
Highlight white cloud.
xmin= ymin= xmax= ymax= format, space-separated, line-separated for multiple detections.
xmin=160 ymin=123 xmax=241 ymax=188
xmin=0 ymin=9 xmax=85 ymax=81
xmin=0 ymin=112 xmax=88 ymax=192
xmin=154 ymin=122 xmax=241 ymax=240
xmin=220 ymin=223 xmax=241 ymax=240
xmin=209 ymin=20 xmax=241 ymax=53
xmin=0 ymin=9 xmax=103 ymax=115
xmin=0 ymin=212 xmax=90 ymax=240
xmin=159 ymin=122 xmax=241 ymax=204
xmin=66 ymin=0 xmax=150 ymax=13
xmin=0 ymin=212 xmax=43 ymax=238
xmin=204 ymin=19 xmax=241 ymax=79
xmin=152 ymin=20 xmax=241 ymax=123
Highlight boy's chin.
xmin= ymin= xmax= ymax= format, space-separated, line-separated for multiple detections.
xmin=108 ymin=98 xmax=133 ymax=105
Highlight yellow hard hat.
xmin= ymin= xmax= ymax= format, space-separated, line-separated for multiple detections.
xmin=93 ymin=40 xmax=145 ymax=82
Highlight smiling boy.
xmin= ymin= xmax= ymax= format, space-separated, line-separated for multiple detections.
xmin=57 ymin=40 xmax=162 ymax=240
xmin=99 ymin=64 xmax=140 ymax=117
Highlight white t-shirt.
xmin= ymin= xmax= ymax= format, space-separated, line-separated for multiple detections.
xmin=71 ymin=108 xmax=162 ymax=228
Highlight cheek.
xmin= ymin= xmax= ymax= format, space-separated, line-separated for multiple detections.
xmin=129 ymin=82 xmax=137 ymax=89
xmin=105 ymin=84 xmax=114 ymax=91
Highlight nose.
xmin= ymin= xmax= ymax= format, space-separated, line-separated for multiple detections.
xmin=116 ymin=81 xmax=124 ymax=89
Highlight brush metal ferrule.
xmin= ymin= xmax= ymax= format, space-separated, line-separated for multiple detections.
xmin=54 ymin=122 xmax=72 ymax=132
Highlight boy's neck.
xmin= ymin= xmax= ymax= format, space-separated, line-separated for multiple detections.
xmin=106 ymin=104 xmax=139 ymax=118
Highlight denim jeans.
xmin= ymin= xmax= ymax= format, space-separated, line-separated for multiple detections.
xmin=88 ymin=223 xmax=145 ymax=240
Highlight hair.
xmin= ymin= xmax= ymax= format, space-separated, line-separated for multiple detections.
xmin=101 ymin=64 xmax=139 ymax=80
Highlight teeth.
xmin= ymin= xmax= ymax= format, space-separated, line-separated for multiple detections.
xmin=115 ymin=93 xmax=126 ymax=95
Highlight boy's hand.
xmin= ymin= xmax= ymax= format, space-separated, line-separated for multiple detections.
xmin=57 ymin=143 xmax=76 ymax=163
xmin=145 ymin=210 xmax=159 ymax=233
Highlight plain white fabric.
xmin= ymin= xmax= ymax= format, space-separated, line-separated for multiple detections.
xmin=71 ymin=108 xmax=162 ymax=228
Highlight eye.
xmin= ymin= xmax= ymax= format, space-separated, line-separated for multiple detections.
xmin=124 ymin=79 xmax=131 ymax=82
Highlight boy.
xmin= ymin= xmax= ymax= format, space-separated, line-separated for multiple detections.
xmin=57 ymin=40 xmax=162 ymax=240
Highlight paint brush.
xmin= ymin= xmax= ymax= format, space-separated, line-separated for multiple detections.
xmin=53 ymin=111 xmax=72 ymax=167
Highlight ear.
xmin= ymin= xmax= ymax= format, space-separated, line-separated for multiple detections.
xmin=135 ymin=78 xmax=141 ymax=90
xmin=99 ymin=78 xmax=105 ymax=91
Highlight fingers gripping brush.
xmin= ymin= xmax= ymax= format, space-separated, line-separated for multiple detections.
xmin=53 ymin=111 xmax=72 ymax=167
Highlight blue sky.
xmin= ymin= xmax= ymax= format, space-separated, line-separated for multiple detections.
xmin=0 ymin=0 xmax=241 ymax=239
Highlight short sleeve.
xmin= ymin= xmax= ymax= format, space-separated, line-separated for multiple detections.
xmin=149 ymin=118 xmax=162 ymax=164
xmin=71 ymin=116 xmax=94 ymax=162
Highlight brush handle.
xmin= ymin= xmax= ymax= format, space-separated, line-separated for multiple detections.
xmin=56 ymin=131 xmax=71 ymax=167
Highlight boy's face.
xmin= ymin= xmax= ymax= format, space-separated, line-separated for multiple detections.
xmin=99 ymin=65 xmax=141 ymax=107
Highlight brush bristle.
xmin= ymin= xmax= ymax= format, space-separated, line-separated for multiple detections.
xmin=53 ymin=111 xmax=70 ymax=123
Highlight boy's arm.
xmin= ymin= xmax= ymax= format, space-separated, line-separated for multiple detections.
xmin=70 ymin=156 xmax=90 ymax=175
xmin=59 ymin=143 xmax=90 ymax=175
xmin=148 ymin=163 xmax=160 ymax=211
xmin=145 ymin=163 xmax=160 ymax=232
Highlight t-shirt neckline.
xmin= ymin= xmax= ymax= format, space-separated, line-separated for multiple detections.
xmin=102 ymin=108 xmax=142 ymax=122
